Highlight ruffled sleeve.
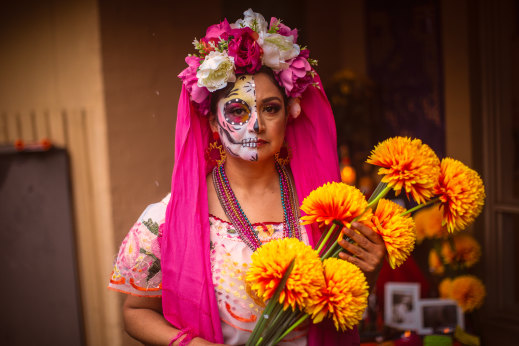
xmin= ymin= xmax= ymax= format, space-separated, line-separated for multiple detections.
xmin=108 ymin=194 xmax=170 ymax=297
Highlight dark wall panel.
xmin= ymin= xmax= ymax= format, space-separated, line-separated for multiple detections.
xmin=0 ymin=149 xmax=83 ymax=345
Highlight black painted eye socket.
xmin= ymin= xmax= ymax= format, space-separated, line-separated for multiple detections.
xmin=224 ymin=99 xmax=251 ymax=125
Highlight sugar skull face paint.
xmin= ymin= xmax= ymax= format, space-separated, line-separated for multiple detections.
xmin=216 ymin=75 xmax=260 ymax=161
xmin=213 ymin=72 xmax=288 ymax=163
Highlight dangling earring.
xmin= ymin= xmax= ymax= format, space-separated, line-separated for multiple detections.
xmin=275 ymin=141 xmax=291 ymax=166
xmin=206 ymin=131 xmax=226 ymax=167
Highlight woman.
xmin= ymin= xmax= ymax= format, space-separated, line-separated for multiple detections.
xmin=109 ymin=9 xmax=385 ymax=346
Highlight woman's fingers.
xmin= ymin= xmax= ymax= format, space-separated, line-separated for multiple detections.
xmin=338 ymin=251 xmax=363 ymax=266
xmin=338 ymin=222 xmax=386 ymax=273
xmin=351 ymin=222 xmax=385 ymax=245
xmin=338 ymin=232 xmax=366 ymax=257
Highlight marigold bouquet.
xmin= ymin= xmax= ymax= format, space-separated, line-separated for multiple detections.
xmin=245 ymin=136 xmax=486 ymax=344
xmin=245 ymin=238 xmax=368 ymax=345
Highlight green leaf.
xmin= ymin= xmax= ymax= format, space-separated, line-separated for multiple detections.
xmin=143 ymin=218 xmax=159 ymax=235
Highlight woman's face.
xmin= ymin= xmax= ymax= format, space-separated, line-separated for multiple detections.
xmin=212 ymin=72 xmax=287 ymax=162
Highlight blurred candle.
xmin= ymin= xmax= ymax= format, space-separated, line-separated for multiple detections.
xmin=395 ymin=331 xmax=422 ymax=346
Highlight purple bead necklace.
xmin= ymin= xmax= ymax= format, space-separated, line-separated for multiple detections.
xmin=212 ymin=162 xmax=301 ymax=251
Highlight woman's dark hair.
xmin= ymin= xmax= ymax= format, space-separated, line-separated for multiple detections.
xmin=209 ymin=66 xmax=288 ymax=115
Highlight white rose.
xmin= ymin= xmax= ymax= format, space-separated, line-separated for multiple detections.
xmin=233 ymin=8 xmax=268 ymax=33
xmin=258 ymin=32 xmax=300 ymax=71
xmin=197 ymin=51 xmax=236 ymax=92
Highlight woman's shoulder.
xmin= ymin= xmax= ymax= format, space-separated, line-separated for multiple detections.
xmin=107 ymin=193 xmax=170 ymax=297
xmin=138 ymin=193 xmax=170 ymax=221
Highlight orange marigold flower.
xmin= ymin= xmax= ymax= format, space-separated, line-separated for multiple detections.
xmin=439 ymin=278 xmax=453 ymax=298
xmin=306 ymin=258 xmax=368 ymax=331
xmin=450 ymin=275 xmax=486 ymax=312
xmin=246 ymin=238 xmax=325 ymax=311
xmin=441 ymin=234 xmax=481 ymax=268
xmin=434 ymin=158 xmax=486 ymax=233
xmin=300 ymin=182 xmax=372 ymax=227
xmin=366 ymin=137 xmax=440 ymax=204
xmin=370 ymin=199 xmax=416 ymax=269
xmin=413 ymin=205 xmax=449 ymax=243
xmin=428 ymin=249 xmax=444 ymax=275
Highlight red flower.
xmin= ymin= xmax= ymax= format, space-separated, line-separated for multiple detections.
xmin=228 ymin=27 xmax=263 ymax=74
xmin=203 ymin=19 xmax=232 ymax=43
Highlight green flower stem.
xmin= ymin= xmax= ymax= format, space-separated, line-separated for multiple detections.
xmin=400 ymin=197 xmax=440 ymax=216
xmin=263 ymin=309 xmax=297 ymax=345
xmin=321 ymin=234 xmax=353 ymax=260
xmin=260 ymin=304 xmax=290 ymax=344
xmin=366 ymin=184 xmax=393 ymax=210
xmin=321 ymin=240 xmax=339 ymax=260
xmin=367 ymin=181 xmax=388 ymax=203
xmin=273 ymin=313 xmax=309 ymax=344
xmin=251 ymin=297 xmax=277 ymax=346
xmin=247 ymin=258 xmax=295 ymax=346
xmin=260 ymin=303 xmax=284 ymax=340
xmin=331 ymin=245 xmax=344 ymax=258
xmin=316 ymin=223 xmax=337 ymax=254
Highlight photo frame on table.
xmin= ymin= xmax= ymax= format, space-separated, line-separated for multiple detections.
xmin=417 ymin=298 xmax=464 ymax=335
xmin=384 ymin=282 xmax=420 ymax=331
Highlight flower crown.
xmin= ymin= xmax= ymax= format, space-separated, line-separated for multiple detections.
xmin=178 ymin=9 xmax=318 ymax=115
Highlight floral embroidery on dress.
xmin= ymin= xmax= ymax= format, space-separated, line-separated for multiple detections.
xmin=108 ymin=194 xmax=308 ymax=344
xmin=108 ymin=196 xmax=169 ymax=297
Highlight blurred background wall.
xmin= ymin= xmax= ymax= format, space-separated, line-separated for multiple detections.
xmin=0 ymin=0 xmax=517 ymax=345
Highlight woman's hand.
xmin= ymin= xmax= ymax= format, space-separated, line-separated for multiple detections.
xmin=338 ymin=222 xmax=386 ymax=292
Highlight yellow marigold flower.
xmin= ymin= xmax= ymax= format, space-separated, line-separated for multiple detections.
xmin=439 ymin=278 xmax=453 ymax=298
xmin=370 ymin=199 xmax=416 ymax=269
xmin=246 ymin=238 xmax=325 ymax=311
xmin=306 ymin=258 xmax=368 ymax=331
xmin=428 ymin=249 xmax=444 ymax=275
xmin=300 ymin=182 xmax=372 ymax=226
xmin=413 ymin=205 xmax=449 ymax=243
xmin=450 ymin=275 xmax=486 ymax=312
xmin=441 ymin=234 xmax=481 ymax=268
xmin=434 ymin=158 xmax=486 ymax=233
xmin=367 ymin=137 xmax=440 ymax=204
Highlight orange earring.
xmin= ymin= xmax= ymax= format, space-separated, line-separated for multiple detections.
xmin=205 ymin=131 xmax=226 ymax=167
xmin=275 ymin=141 xmax=291 ymax=166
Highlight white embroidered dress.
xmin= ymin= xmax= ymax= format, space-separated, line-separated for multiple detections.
xmin=109 ymin=194 xmax=308 ymax=345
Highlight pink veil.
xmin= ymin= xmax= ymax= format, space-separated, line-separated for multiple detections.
xmin=161 ymin=74 xmax=359 ymax=344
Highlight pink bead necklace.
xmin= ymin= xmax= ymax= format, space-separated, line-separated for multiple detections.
xmin=212 ymin=162 xmax=301 ymax=251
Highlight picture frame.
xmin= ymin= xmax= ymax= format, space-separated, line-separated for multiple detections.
xmin=417 ymin=298 xmax=464 ymax=335
xmin=384 ymin=282 xmax=420 ymax=331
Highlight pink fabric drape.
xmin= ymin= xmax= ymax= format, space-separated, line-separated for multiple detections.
xmin=162 ymin=74 xmax=359 ymax=345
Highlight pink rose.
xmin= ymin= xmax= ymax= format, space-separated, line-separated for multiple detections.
xmin=276 ymin=49 xmax=314 ymax=97
xmin=178 ymin=55 xmax=211 ymax=115
xmin=202 ymin=19 xmax=232 ymax=45
xmin=227 ymin=27 xmax=262 ymax=74
xmin=269 ymin=17 xmax=298 ymax=42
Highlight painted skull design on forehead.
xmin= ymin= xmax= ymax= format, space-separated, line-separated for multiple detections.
xmin=216 ymin=75 xmax=260 ymax=162
xmin=222 ymin=76 xmax=255 ymax=125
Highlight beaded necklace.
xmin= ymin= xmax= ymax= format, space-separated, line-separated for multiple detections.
xmin=212 ymin=162 xmax=301 ymax=251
